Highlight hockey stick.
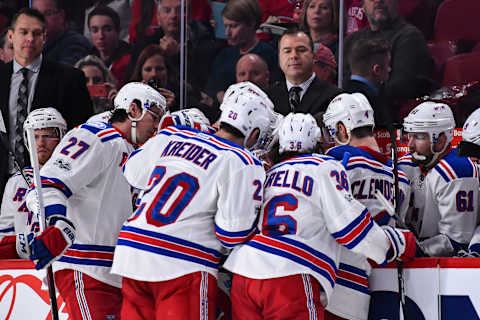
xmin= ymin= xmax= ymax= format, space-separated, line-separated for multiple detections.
xmin=25 ymin=128 xmax=60 ymax=320
xmin=388 ymin=124 xmax=407 ymax=320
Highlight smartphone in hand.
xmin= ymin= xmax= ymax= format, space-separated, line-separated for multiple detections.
xmin=87 ymin=84 xmax=108 ymax=98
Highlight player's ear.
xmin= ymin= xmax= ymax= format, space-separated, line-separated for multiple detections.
xmin=129 ymin=102 xmax=142 ymax=118
xmin=433 ymin=133 xmax=447 ymax=152
xmin=337 ymin=122 xmax=348 ymax=143
xmin=246 ymin=128 xmax=260 ymax=149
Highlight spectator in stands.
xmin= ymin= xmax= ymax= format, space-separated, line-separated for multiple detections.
xmin=75 ymin=55 xmax=118 ymax=114
xmin=345 ymin=38 xmax=392 ymax=127
xmin=128 ymin=0 xmax=216 ymax=105
xmin=32 ymin=0 xmax=92 ymax=66
xmin=299 ymin=0 xmax=340 ymax=54
xmin=266 ymin=28 xmax=342 ymax=116
xmin=0 ymin=8 xmax=93 ymax=194
xmin=312 ymin=43 xmax=337 ymax=85
xmin=235 ymin=53 xmax=270 ymax=90
xmin=0 ymin=30 xmax=13 ymax=63
xmin=345 ymin=0 xmax=369 ymax=36
xmin=84 ymin=0 xmax=131 ymax=42
xmin=130 ymin=44 xmax=179 ymax=111
xmin=87 ymin=6 xmax=131 ymax=86
xmin=343 ymin=0 xmax=434 ymax=122
xmin=205 ymin=0 xmax=279 ymax=104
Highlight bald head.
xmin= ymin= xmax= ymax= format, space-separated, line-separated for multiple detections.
xmin=236 ymin=54 xmax=270 ymax=89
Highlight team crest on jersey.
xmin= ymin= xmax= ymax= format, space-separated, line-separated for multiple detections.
xmin=413 ymin=174 xmax=425 ymax=190
xmin=53 ymin=158 xmax=72 ymax=171
xmin=344 ymin=193 xmax=353 ymax=202
xmin=87 ymin=121 xmax=108 ymax=129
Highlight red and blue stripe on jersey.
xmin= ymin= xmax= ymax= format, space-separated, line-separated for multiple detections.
xmin=59 ymin=244 xmax=115 ymax=267
xmin=336 ymin=263 xmax=369 ymax=295
xmin=80 ymin=122 xmax=123 ymax=143
xmin=117 ymin=225 xmax=222 ymax=269
xmin=269 ymin=154 xmax=336 ymax=171
xmin=331 ymin=208 xmax=374 ymax=250
xmin=214 ymin=222 xmax=257 ymax=248
xmin=158 ymin=126 xmax=262 ymax=166
xmin=246 ymin=234 xmax=338 ymax=288
xmin=435 ymin=149 xmax=479 ymax=183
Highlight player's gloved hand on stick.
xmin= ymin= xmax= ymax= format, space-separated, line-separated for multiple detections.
xmin=382 ymin=226 xmax=417 ymax=262
xmin=29 ymin=216 xmax=76 ymax=270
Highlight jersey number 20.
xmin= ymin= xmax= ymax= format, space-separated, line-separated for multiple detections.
xmin=132 ymin=166 xmax=200 ymax=226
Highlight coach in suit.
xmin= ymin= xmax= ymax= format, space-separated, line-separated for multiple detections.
xmin=266 ymin=28 xmax=342 ymax=116
xmin=0 ymin=8 xmax=93 ymax=194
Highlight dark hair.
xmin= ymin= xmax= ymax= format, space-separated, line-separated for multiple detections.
xmin=11 ymin=8 xmax=46 ymax=30
xmin=88 ymin=6 xmax=120 ymax=32
xmin=348 ymin=38 xmax=391 ymax=76
xmin=109 ymin=109 xmax=127 ymax=124
xmin=222 ymin=0 xmax=262 ymax=29
xmin=130 ymin=44 xmax=167 ymax=82
xmin=351 ymin=125 xmax=374 ymax=138
xmin=299 ymin=0 xmax=339 ymax=34
xmin=0 ymin=30 xmax=8 ymax=48
xmin=279 ymin=27 xmax=314 ymax=52
xmin=219 ymin=122 xmax=245 ymax=139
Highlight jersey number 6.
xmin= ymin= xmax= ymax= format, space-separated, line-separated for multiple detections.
xmin=262 ymin=193 xmax=298 ymax=236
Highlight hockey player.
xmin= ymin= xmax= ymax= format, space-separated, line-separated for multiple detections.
xmin=223 ymin=113 xmax=416 ymax=320
xmin=322 ymin=93 xmax=411 ymax=320
xmin=0 ymin=108 xmax=66 ymax=258
xmin=25 ymin=82 xmax=166 ymax=320
xmin=399 ymin=102 xmax=480 ymax=257
xmin=111 ymin=82 xmax=276 ymax=320
xmin=455 ymin=108 xmax=480 ymax=257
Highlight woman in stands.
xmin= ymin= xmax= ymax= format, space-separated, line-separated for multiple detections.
xmin=299 ymin=0 xmax=340 ymax=54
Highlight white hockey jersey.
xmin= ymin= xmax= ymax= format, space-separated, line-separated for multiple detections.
xmin=223 ymin=154 xmax=393 ymax=306
xmin=111 ymin=125 xmax=265 ymax=281
xmin=0 ymin=168 xmax=38 ymax=241
xmin=325 ymin=145 xmax=411 ymax=320
xmin=27 ymin=121 xmax=135 ymax=287
xmin=399 ymin=148 xmax=480 ymax=255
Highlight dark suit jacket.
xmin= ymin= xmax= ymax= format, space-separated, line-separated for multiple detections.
xmin=266 ymin=76 xmax=343 ymax=116
xmin=344 ymin=79 xmax=392 ymax=128
xmin=0 ymin=58 xmax=93 ymax=195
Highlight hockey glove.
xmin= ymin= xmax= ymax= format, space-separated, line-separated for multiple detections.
xmin=382 ymin=226 xmax=416 ymax=263
xmin=29 ymin=216 xmax=75 ymax=270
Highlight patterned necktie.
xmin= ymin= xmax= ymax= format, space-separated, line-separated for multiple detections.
xmin=15 ymin=68 xmax=29 ymax=169
xmin=289 ymin=86 xmax=302 ymax=112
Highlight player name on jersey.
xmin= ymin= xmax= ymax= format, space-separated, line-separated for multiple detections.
xmin=161 ymin=140 xmax=218 ymax=170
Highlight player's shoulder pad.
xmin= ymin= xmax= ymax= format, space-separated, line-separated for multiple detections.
xmin=158 ymin=125 xmax=263 ymax=167
xmin=78 ymin=121 xmax=123 ymax=143
xmin=398 ymin=153 xmax=417 ymax=167
xmin=269 ymin=153 xmax=337 ymax=171
xmin=326 ymin=145 xmax=363 ymax=160
xmin=434 ymin=148 xmax=479 ymax=183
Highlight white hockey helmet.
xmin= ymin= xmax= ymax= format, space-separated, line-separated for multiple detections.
xmin=219 ymin=82 xmax=275 ymax=149
xmin=159 ymin=108 xmax=213 ymax=132
xmin=114 ymin=82 xmax=167 ymax=143
xmin=23 ymin=107 xmax=67 ymax=148
xmin=279 ymin=113 xmax=321 ymax=154
xmin=403 ymin=101 xmax=455 ymax=144
xmin=220 ymin=81 xmax=274 ymax=112
xmin=323 ymin=93 xmax=374 ymax=145
xmin=458 ymin=108 xmax=480 ymax=157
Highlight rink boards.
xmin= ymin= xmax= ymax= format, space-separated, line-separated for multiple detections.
xmin=0 ymin=258 xmax=480 ymax=319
